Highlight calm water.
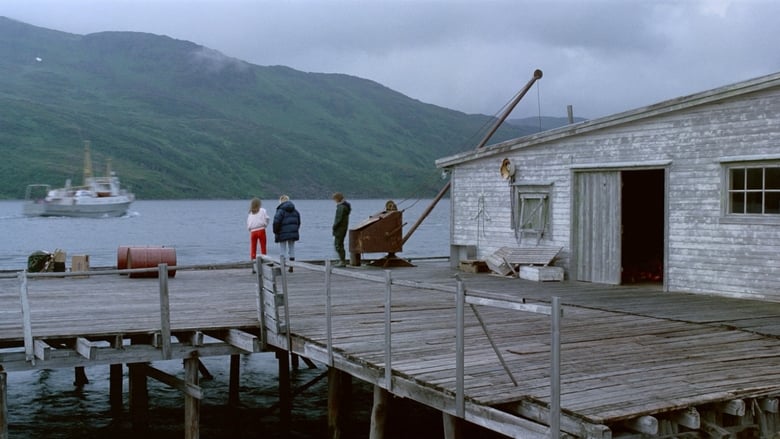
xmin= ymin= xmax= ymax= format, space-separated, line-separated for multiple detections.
xmin=0 ymin=198 xmax=457 ymax=438
xmin=0 ymin=198 xmax=450 ymax=271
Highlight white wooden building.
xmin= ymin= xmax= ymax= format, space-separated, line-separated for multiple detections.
xmin=436 ymin=71 xmax=780 ymax=301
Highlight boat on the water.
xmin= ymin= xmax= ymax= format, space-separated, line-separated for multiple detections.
xmin=23 ymin=141 xmax=135 ymax=218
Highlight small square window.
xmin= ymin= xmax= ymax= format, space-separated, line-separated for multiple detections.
xmin=726 ymin=163 xmax=780 ymax=215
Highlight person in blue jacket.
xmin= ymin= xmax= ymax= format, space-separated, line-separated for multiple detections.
xmin=273 ymin=195 xmax=301 ymax=272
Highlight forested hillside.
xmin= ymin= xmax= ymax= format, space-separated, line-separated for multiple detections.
xmin=0 ymin=17 xmax=541 ymax=199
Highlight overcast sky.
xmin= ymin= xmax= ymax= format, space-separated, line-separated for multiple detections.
xmin=3 ymin=0 xmax=780 ymax=119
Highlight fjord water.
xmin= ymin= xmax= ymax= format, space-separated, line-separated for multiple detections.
xmin=0 ymin=198 xmax=450 ymax=271
xmin=0 ymin=198 xmax=451 ymax=438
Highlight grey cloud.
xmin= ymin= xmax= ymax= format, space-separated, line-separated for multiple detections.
xmin=3 ymin=0 xmax=780 ymax=119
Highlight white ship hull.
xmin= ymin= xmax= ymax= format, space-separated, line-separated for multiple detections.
xmin=23 ymin=194 xmax=133 ymax=218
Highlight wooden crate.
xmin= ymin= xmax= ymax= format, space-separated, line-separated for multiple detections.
xmin=519 ymin=265 xmax=564 ymax=282
xmin=459 ymin=259 xmax=489 ymax=273
xmin=71 ymin=255 xmax=90 ymax=277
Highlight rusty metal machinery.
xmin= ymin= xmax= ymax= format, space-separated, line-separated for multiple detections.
xmin=348 ymin=207 xmax=413 ymax=267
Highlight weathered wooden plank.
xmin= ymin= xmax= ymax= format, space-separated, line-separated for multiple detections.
xmin=74 ymin=337 xmax=97 ymax=360
xmin=7 ymin=261 xmax=780 ymax=438
xmin=217 ymin=329 xmax=261 ymax=353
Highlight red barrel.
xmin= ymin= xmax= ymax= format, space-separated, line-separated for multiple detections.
xmin=126 ymin=247 xmax=177 ymax=278
xmin=118 ymin=245 xmax=164 ymax=272
xmin=117 ymin=246 xmax=132 ymax=270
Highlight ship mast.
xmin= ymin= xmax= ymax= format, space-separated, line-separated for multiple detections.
xmin=83 ymin=140 xmax=93 ymax=183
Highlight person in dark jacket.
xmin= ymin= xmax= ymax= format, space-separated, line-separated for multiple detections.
xmin=331 ymin=192 xmax=351 ymax=267
xmin=273 ymin=195 xmax=301 ymax=272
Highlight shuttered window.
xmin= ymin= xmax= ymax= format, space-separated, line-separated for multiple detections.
xmin=512 ymin=183 xmax=552 ymax=241
xmin=728 ymin=165 xmax=780 ymax=215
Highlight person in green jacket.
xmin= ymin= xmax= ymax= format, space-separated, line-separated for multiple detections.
xmin=331 ymin=192 xmax=351 ymax=267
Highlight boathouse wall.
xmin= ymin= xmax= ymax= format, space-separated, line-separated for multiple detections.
xmin=438 ymin=73 xmax=780 ymax=301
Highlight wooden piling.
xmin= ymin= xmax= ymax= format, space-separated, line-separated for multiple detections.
xmin=442 ymin=412 xmax=463 ymax=439
xmin=74 ymin=366 xmax=89 ymax=386
xmin=0 ymin=368 xmax=7 ymax=439
xmin=228 ymin=354 xmax=240 ymax=406
xmin=109 ymin=364 xmax=123 ymax=410
xmin=277 ymin=350 xmax=291 ymax=431
xmin=369 ymin=385 xmax=390 ymax=439
xmin=128 ymin=363 xmax=149 ymax=431
xmin=291 ymin=353 xmax=300 ymax=370
xmin=184 ymin=357 xmax=200 ymax=439
xmin=327 ymin=367 xmax=352 ymax=439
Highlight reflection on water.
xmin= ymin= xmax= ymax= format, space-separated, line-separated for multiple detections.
xmin=6 ymin=354 xmax=461 ymax=438
xmin=1 ymin=199 xmax=462 ymax=438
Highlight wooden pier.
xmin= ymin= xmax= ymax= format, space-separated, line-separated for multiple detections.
xmin=3 ymin=258 xmax=780 ymax=438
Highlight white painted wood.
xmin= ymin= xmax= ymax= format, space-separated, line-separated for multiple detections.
xmin=441 ymin=77 xmax=780 ymax=300
xmin=519 ymin=266 xmax=564 ymax=282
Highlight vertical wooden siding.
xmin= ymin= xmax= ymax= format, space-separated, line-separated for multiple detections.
xmin=449 ymin=87 xmax=780 ymax=300
xmin=573 ymin=171 xmax=621 ymax=284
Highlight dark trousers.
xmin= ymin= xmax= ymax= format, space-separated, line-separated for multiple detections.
xmin=334 ymin=231 xmax=346 ymax=262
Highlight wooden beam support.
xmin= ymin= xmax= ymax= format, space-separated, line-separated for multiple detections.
xmin=173 ymin=331 xmax=204 ymax=347
xmin=760 ymin=398 xmax=779 ymax=413
xmin=150 ymin=332 xmax=162 ymax=349
xmin=0 ymin=340 xmax=247 ymax=372
xmin=222 ymin=329 xmax=261 ymax=353
xmin=672 ymin=407 xmax=700 ymax=430
xmin=717 ymin=399 xmax=745 ymax=417
xmin=500 ymin=400 xmax=612 ymax=439
xmin=700 ymin=419 xmax=731 ymax=439
xmin=75 ymin=337 xmax=97 ymax=360
xmin=197 ymin=360 xmax=213 ymax=381
xmin=34 ymin=339 xmax=52 ymax=361
xmin=139 ymin=363 xmax=202 ymax=400
xmin=622 ymin=415 xmax=658 ymax=435
xmin=204 ymin=329 xmax=260 ymax=353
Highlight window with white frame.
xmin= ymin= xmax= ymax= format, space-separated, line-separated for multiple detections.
xmin=513 ymin=183 xmax=552 ymax=240
xmin=726 ymin=163 xmax=780 ymax=215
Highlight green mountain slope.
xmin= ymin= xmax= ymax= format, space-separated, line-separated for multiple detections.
xmin=0 ymin=17 xmax=537 ymax=199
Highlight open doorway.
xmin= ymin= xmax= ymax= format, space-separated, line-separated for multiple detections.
xmin=621 ymin=169 xmax=665 ymax=283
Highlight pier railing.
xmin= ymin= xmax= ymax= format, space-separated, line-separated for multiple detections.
xmin=258 ymin=255 xmax=562 ymax=439
xmin=14 ymin=264 xmax=180 ymax=366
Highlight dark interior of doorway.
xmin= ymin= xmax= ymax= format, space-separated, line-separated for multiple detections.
xmin=621 ymin=169 xmax=664 ymax=284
